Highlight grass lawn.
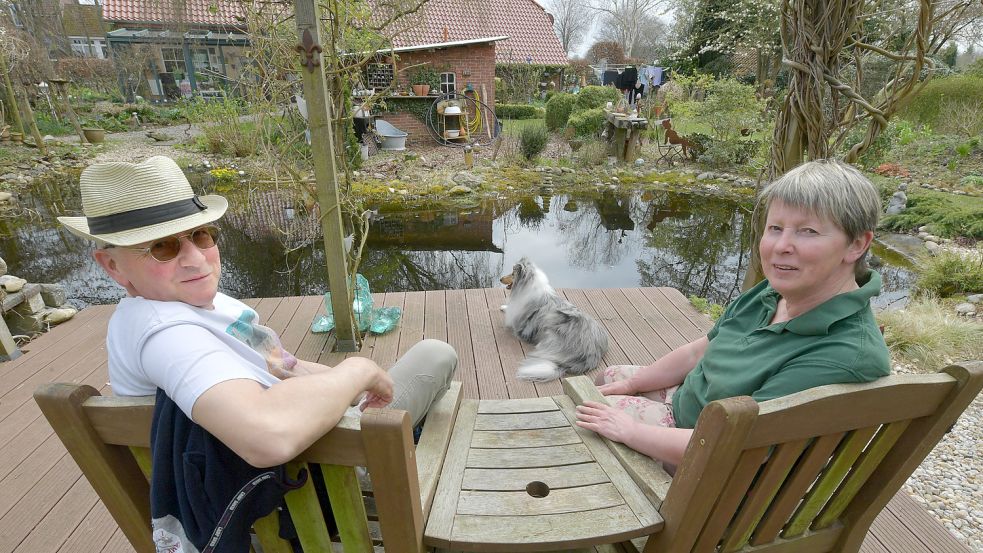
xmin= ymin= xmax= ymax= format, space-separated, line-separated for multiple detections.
xmin=501 ymin=118 xmax=546 ymax=135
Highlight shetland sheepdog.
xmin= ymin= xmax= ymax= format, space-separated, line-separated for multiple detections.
xmin=500 ymin=258 xmax=609 ymax=382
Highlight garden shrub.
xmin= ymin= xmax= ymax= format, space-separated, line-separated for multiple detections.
xmin=495 ymin=104 xmax=543 ymax=119
xmin=914 ymin=251 xmax=983 ymax=297
xmin=567 ymin=107 xmax=606 ymax=137
xmin=575 ymin=86 xmax=620 ymax=111
xmin=697 ymin=78 xmax=764 ymax=142
xmin=519 ymin=122 xmax=549 ymax=160
xmin=545 ymin=93 xmax=578 ymax=130
xmin=899 ymin=75 xmax=983 ymax=135
xmin=33 ymin=112 xmax=74 ymax=136
xmin=877 ymin=296 xmax=983 ymax=369
xmin=880 ymin=192 xmax=983 ymax=239
xmin=576 ymin=138 xmax=608 ymax=167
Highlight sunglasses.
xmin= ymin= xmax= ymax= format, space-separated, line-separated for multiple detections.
xmin=108 ymin=226 xmax=221 ymax=262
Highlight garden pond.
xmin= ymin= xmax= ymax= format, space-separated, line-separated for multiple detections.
xmin=1 ymin=171 xmax=914 ymax=311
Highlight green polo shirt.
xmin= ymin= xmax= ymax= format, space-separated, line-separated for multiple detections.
xmin=672 ymin=271 xmax=891 ymax=429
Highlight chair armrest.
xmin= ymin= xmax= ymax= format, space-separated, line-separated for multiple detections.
xmin=563 ymin=376 xmax=672 ymax=506
xmin=415 ymin=381 xmax=463 ymax=521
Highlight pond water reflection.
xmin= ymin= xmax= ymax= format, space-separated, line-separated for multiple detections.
xmin=0 ymin=172 xmax=913 ymax=310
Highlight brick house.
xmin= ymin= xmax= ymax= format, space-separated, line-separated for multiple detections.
xmin=3 ymin=0 xmax=107 ymax=59
xmin=368 ymin=0 xmax=568 ymax=142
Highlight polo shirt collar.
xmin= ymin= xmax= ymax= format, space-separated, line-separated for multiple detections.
xmin=759 ymin=271 xmax=882 ymax=336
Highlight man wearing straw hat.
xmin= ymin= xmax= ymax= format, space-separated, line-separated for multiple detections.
xmin=59 ymin=156 xmax=456 ymax=549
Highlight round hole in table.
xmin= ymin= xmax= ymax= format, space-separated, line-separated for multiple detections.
xmin=526 ymin=481 xmax=550 ymax=498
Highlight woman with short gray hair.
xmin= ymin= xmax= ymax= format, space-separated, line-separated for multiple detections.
xmin=576 ymin=159 xmax=891 ymax=468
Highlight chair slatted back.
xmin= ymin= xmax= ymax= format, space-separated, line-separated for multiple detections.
xmin=645 ymin=362 xmax=983 ymax=553
xmin=35 ymin=382 xmax=462 ymax=553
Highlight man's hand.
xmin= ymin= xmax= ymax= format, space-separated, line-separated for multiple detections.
xmin=359 ymin=362 xmax=394 ymax=410
xmin=575 ymin=400 xmax=638 ymax=444
xmin=596 ymin=379 xmax=636 ymax=396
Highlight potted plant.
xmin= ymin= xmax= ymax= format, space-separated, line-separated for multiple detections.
xmin=409 ymin=65 xmax=439 ymax=97
xmin=82 ymin=117 xmax=106 ymax=144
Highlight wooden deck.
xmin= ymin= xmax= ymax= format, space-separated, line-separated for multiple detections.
xmin=0 ymin=287 xmax=972 ymax=552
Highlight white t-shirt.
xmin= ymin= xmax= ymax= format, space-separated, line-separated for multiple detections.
xmin=107 ymin=293 xmax=295 ymax=419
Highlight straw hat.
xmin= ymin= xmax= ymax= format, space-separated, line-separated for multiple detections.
xmin=58 ymin=156 xmax=228 ymax=247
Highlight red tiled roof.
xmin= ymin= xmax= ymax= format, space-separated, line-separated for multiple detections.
xmin=103 ymin=0 xmax=568 ymax=65
xmin=375 ymin=0 xmax=568 ymax=65
xmin=102 ymin=0 xmax=243 ymax=27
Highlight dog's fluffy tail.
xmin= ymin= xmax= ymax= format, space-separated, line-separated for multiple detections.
xmin=516 ymin=358 xmax=563 ymax=382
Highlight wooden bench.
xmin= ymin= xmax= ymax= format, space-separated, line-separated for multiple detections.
xmin=34 ymin=381 xmax=463 ymax=553
xmin=564 ymin=361 xmax=983 ymax=553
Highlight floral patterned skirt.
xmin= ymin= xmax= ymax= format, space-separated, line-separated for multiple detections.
xmin=597 ymin=365 xmax=678 ymax=428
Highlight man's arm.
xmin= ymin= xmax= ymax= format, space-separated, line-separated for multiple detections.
xmin=191 ymin=356 xmax=393 ymax=468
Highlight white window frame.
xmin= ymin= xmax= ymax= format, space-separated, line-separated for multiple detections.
xmin=440 ymin=72 xmax=456 ymax=94
xmin=68 ymin=37 xmax=107 ymax=59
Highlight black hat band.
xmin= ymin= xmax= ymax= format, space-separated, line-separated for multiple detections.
xmin=87 ymin=196 xmax=207 ymax=234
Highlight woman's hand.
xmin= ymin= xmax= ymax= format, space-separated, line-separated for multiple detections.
xmin=575 ymin=401 xmax=638 ymax=444
xmin=596 ymin=379 xmax=637 ymax=396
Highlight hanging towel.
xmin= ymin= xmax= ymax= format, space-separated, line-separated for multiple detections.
xmin=646 ymin=66 xmax=663 ymax=87
xmin=618 ymin=67 xmax=638 ymax=90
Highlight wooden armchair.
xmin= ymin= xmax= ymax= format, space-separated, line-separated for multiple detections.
xmin=34 ymin=381 xmax=463 ymax=553
xmin=565 ymin=361 xmax=983 ymax=553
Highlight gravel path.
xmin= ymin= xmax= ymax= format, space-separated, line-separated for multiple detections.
xmin=896 ymin=363 xmax=982 ymax=551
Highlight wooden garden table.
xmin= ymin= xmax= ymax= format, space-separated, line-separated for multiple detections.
xmin=424 ymin=395 xmax=669 ymax=552
xmin=604 ymin=111 xmax=648 ymax=163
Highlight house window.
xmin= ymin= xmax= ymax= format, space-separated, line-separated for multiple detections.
xmin=440 ymin=72 xmax=456 ymax=94
xmin=78 ymin=0 xmax=98 ymax=5
xmin=70 ymin=37 xmax=105 ymax=58
xmin=161 ymin=47 xmax=188 ymax=80
xmin=93 ymin=39 xmax=106 ymax=58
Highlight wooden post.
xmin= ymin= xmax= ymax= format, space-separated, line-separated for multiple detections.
xmin=17 ymin=86 xmax=49 ymax=156
xmin=0 ymin=56 xmax=25 ymax=135
xmin=0 ymin=316 xmax=22 ymax=361
xmin=293 ymin=0 xmax=360 ymax=351
xmin=50 ymin=79 xmax=88 ymax=144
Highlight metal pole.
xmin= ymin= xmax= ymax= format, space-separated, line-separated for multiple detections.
xmin=294 ymin=0 xmax=360 ymax=351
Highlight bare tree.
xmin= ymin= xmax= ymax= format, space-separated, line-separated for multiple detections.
xmin=546 ymin=0 xmax=593 ymax=55
xmin=598 ymin=13 xmax=669 ymax=61
xmin=591 ymin=0 xmax=670 ymax=58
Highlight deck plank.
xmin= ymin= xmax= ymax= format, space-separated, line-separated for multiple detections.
xmin=0 ymin=306 xmax=109 ymax=404
xmin=465 ymin=288 xmax=508 ymax=399
xmin=445 ymin=290 xmax=480 ymax=400
xmin=0 ymin=288 xmax=972 ymax=553
xmin=56 ymin=500 xmax=117 ymax=553
xmin=397 ymin=291 xmax=427 ymax=359
xmin=0 ymin=305 xmax=100 ymax=380
xmin=424 ymin=290 xmax=448 ymax=343
xmin=0 ymin=454 xmax=83 ymax=552
xmin=483 ymin=287 xmax=537 ymax=399
xmin=13 ymin=473 xmax=99 ymax=553
xmin=602 ymin=289 xmax=674 ymax=361
xmin=620 ymin=288 xmax=693 ymax=351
